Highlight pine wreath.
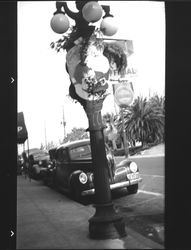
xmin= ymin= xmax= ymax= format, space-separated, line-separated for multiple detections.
xmin=103 ymin=42 xmax=127 ymax=74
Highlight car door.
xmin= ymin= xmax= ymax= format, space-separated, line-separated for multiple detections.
xmin=55 ymin=148 xmax=69 ymax=187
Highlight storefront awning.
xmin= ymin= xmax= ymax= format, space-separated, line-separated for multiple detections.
xmin=17 ymin=112 xmax=28 ymax=144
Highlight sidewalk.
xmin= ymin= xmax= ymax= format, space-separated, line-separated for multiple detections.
xmin=17 ymin=176 xmax=164 ymax=249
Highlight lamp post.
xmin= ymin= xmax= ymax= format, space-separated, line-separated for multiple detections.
xmin=50 ymin=1 xmax=126 ymax=239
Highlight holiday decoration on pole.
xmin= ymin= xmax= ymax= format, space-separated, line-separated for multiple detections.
xmin=65 ymin=32 xmax=110 ymax=101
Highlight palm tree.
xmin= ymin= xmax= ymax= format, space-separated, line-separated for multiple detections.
xmin=62 ymin=127 xmax=89 ymax=143
xmin=148 ymin=94 xmax=165 ymax=142
xmin=117 ymin=96 xmax=164 ymax=147
xmin=149 ymin=94 xmax=165 ymax=115
xmin=102 ymin=113 xmax=120 ymax=150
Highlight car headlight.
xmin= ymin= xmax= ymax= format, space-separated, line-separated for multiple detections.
xmin=129 ymin=162 xmax=138 ymax=173
xmin=39 ymin=161 xmax=43 ymax=165
xmin=79 ymin=172 xmax=88 ymax=184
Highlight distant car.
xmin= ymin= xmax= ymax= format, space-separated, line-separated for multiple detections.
xmin=41 ymin=147 xmax=57 ymax=186
xmin=42 ymin=139 xmax=142 ymax=201
xmin=17 ymin=155 xmax=23 ymax=175
xmin=27 ymin=148 xmax=50 ymax=179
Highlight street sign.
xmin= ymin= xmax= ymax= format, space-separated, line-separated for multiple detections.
xmin=113 ymin=80 xmax=134 ymax=107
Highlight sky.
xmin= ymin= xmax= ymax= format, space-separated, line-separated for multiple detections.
xmin=17 ymin=1 xmax=165 ymax=151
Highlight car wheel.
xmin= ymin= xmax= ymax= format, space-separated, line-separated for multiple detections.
xmin=127 ymin=184 xmax=138 ymax=194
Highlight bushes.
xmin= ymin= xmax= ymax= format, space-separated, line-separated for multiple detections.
xmin=113 ymin=145 xmax=142 ymax=156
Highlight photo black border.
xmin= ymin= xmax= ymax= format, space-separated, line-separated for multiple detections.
xmin=0 ymin=2 xmax=17 ymax=249
xmin=1 ymin=1 xmax=191 ymax=249
xmin=165 ymin=2 xmax=191 ymax=249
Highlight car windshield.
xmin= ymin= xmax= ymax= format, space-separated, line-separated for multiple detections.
xmin=32 ymin=151 xmax=49 ymax=161
xmin=69 ymin=144 xmax=91 ymax=160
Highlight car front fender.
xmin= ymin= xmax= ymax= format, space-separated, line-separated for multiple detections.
xmin=116 ymin=158 xmax=138 ymax=170
xmin=69 ymin=170 xmax=83 ymax=185
xmin=33 ymin=164 xmax=41 ymax=174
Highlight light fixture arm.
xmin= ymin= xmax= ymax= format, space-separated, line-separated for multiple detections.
xmin=54 ymin=2 xmax=80 ymax=19
xmin=54 ymin=1 xmax=65 ymax=14
xmin=61 ymin=2 xmax=79 ymax=20
xmin=54 ymin=2 xmax=113 ymax=21
xmin=101 ymin=5 xmax=114 ymax=18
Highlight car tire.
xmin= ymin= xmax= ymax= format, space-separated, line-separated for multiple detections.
xmin=127 ymin=184 xmax=138 ymax=194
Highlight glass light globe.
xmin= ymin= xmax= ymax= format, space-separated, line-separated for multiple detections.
xmin=50 ymin=13 xmax=69 ymax=34
xmin=82 ymin=1 xmax=103 ymax=23
xmin=100 ymin=16 xmax=118 ymax=36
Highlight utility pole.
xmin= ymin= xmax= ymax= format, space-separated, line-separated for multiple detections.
xmin=44 ymin=120 xmax=47 ymax=150
xmin=62 ymin=105 xmax=66 ymax=140
xmin=121 ymin=107 xmax=129 ymax=158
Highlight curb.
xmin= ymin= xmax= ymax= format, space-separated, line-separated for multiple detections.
xmin=115 ymin=154 xmax=164 ymax=160
xmin=130 ymin=154 xmax=164 ymax=158
xmin=124 ymin=226 xmax=164 ymax=249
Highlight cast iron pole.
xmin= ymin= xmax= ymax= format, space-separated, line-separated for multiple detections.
xmin=84 ymin=100 xmax=126 ymax=239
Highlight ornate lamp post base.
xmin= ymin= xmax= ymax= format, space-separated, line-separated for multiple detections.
xmin=89 ymin=203 xmax=126 ymax=239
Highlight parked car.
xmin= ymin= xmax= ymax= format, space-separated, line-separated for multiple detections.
xmin=41 ymin=147 xmax=57 ymax=186
xmin=26 ymin=148 xmax=50 ymax=179
xmin=42 ymin=139 xmax=142 ymax=201
xmin=17 ymin=155 xmax=23 ymax=175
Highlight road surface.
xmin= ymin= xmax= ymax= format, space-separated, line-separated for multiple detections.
xmin=86 ymin=155 xmax=165 ymax=246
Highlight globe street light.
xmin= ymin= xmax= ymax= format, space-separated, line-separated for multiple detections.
xmin=50 ymin=1 xmax=126 ymax=239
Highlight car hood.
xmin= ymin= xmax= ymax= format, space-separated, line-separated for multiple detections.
xmin=71 ymin=157 xmax=92 ymax=162
xmin=69 ymin=158 xmax=92 ymax=172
